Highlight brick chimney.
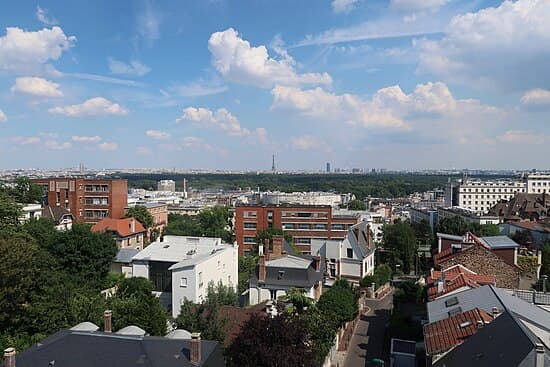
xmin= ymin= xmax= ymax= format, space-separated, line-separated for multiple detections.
xmin=272 ymin=235 xmax=284 ymax=259
xmin=130 ymin=218 xmax=135 ymax=233
xmin=258 ymin=244 xmax=266 ymax=283
xmin=104 ymin=310 xmax=112 ymax=332
xmin=316 ymin=250 xmax=321 ymax=272
xmin=3 ymin=348 xmax=16 ymax=367
xmin=190 ymin=332 xmax=201 ymax=365
xmin=366 ymin=224 xmax=372 ymax=249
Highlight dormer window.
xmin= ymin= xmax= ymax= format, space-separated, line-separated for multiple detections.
xmin=347 ymin=248 xmax=353 ymax=258
xmin=278 ymin=270 xmax=285 ymax=280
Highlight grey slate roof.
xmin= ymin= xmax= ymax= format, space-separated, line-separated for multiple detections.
xmin=12 ymin=329 xmax=224 ymax=367
xmin=250 ymin=255 xmax=324 ymax=289
xmin=114 ymin=248 xmax=140 ymax=264
xmin=434 ymin=311 xmax=550 ymax=367
xmin=479 ymin=235 xmax=520 ymax=249
xmin=41 ymin=205 xmax=73 ymax=223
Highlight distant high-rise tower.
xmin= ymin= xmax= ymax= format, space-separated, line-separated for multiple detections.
xmin=272 ymin=153 xmax=276 ymax=172
xmin=326 ymin=162 xmax=331 ymax=173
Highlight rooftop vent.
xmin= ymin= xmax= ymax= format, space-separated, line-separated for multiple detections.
xmin=459 ymin=321 xmax=472 ymax=328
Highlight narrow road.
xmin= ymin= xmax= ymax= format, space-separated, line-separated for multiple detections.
xmin=343 ymin=291 xmax=393 ymax=367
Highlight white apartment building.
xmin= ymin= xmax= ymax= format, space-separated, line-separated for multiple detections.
xmin=131 ymin=235 xmax=238 ymax=318
xmin=157 ymin=179 xmax=176 ymax=192
xmin=457 ymin=173 xmax=550 ymax=214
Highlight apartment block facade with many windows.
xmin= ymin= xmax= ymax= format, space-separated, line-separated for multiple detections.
xmin=32 ymin=178 xmax=128 ymax=223
xmin=235 ymin=204 xmax=361 ymax=255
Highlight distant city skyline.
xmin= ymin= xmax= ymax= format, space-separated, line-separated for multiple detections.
xmin=0 ymin=1 xmax=549 ymax=170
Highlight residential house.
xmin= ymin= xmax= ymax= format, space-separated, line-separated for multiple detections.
xmin=126 ymin=202 xmax=168 ymax=240
xmin=41 ymin=205 xmax=74 ymax=230
xmin=111 ymin=248 xmax=139 ymax=277
xmin=248 ymin=237 xmax=324 ymax=305
xmin=3 ymin=312 xmax=224 ymax=367
xmin=425 ymin=285 xmax=550 ymax=367
xmin=500 ymin=221 xmax=550 ymax=250
xmin=92 ymin=217 xmax=146 ymax=250
xmin=426 ymin=265 xmax=496 ymax=301
xmin=488 ymin=193 xmax=550 ymax=222
xmin=20 ymin=203 xmax=42 ymax=222
xmin=131 ymin=235 xmax=238 ymax=318
xmin=311 ymin=221 xmax=376 ymax=284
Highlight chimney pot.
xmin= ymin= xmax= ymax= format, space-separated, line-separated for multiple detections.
xmin=492 ymin=306 xmax=499 ymax=319
xmin=535 ymin=343 xmax=545 ymax=367
xmin=104 ymin=310 xmax=112 ymax=333
xmin=190 ymin=332 xmax=201 ymax=364
xmin=4 ymin=348 xmax=16 ymax=367
xmin=316 ymin=250 xmax=321 ymax=271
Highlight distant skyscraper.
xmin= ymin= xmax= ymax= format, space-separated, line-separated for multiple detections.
xmin=326 ymin=162 xmax=331 ymax=173
xmin=272 ymin=153 xmax=276 ymax=172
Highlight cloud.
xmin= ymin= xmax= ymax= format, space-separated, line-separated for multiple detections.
xmin=71 ymin=135 xmax=101 ymax=143
xmin=332 ymin=0 xmax=359 ymax=14
xmin=291 ymin=135 xmax=318 ymax=149
xmin=0 ymin=109 xmax=6 ymax=122
xmin=177 ymin=106 xmax=251 ymax=137
xmin=97 ymin=142 xmax=118 ymax=151
xmin=171 ymin=82 xmax=228 ymax=97
xmin=416 ymin=0 xmax=550 ymax=91
xmin=44 ymin=140 xmax=71 ymax=150
xmin=36 ymin=5 xmax=58 ymax=25
xmin=296 ymin=13 xmax=444 ymax=47
xmin=136 ymin=0 xmax=162 ymax=46
xmin=11 ymin=77 xmax=63 ymax=97
xmin=271 ymin=85 xmax=405 ymax=129
xmin=390 ymin=0 xmax=448 ymax=12
xmin=65 ymin=72 xmax=146 ymax=87
xmin=521 ymin=88 xmax=550 ymax=107
xmin=49 ymin=97 xmax=128 ymax=117
xmin=136 ymin=146 xmax=152 ymax=156
xmin=255 ymin=128 xmax=268 ymax=144
xmin=208 ymin=28 xmax=332 ymax=88
xmin=0 ymin=26 xmax=76 ymax=72
xmin=179 ymin=136 xmax=227 ymax=155
xmin=146 ymin=129 xmax=171 ymax=140
xmin=11 ymin=136 xmax=40 ymax=145
xmin=108 ymin=58 xmax=151 ymax=77
xmin=496 ymin=130 xmax=550 ymax=145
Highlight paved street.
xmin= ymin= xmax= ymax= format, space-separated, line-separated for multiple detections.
xmin=344 ymin=291 xmax=393 ymax=367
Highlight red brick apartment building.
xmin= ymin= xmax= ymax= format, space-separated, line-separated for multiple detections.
xmin=235 ymin=204 xmax=361 ymax=255
xmin=32 ymin=178 xmax=128 ymax=223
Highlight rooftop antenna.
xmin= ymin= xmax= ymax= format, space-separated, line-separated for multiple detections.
xmin=271 ymin=152 xmax=276 ymax=173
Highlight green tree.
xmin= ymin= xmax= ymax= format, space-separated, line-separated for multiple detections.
xmin=124 ymin=205 xmax=154 ymax=229
xmin=478 ymin=224 xmax=501 ymax=236
xmin=383 ymin=222 xmax=418 ymax=274
xmin=316 ymin=279 xmax=358 ymax=327
xmin=410 ymin=219 xmax=433 ymax=246
xmin=205 ymin=281 xmax=238 ymax=307
xmin=198 ymin=206 xmax=234 ymax=242
xmin=347 ymin=199 xmax=366 ymax=210
xmin=436 ymin=216 xmax=471 ymax=236
xmin=238 ymin=255 xmax=257 ymax=294
xmin=9 ymin=177 xmax=43 ymax=203
xmin=107 ymin=277 xmax=168 ymax=336
xmin=164 ymin=214 xmax=201 ymax=236
xmin=302 ymin=306 xmax=338 ymax=364
xmin=175 ymin=301 xmax=227 ymax=343
xmin=541 ymin=242 xmax=550 ymax=277
xmin=280 ymin=288 xmax=313 ymax=314
xmin=0 ymin=191 xmax=22 ymax=231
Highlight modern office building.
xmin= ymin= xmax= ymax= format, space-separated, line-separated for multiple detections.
xmin=234 ymin=204 xmax=361 ymax=255
xmin=32 ymin=178 xmax=128 ymax=223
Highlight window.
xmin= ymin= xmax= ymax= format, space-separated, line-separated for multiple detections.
xmin=267 ymin=211 xmax=273 ymax=219
xmin=198 ymin=272 xmax=203 ymax=288
xmin=282 ymin=223 xmax=294 ymax=230
xmin=149 ymin=261 xmax=174 ymax=292
xmin=244 ymin=222 xmax=257 ymax=229
xmin=347 ymin=248 xmax=353 ymax=258
xmin=180 ymin=277 xmax=188 ymax=287
xmin=314 ymin=223 xmax=327 ymax=230
xmin=298 ymin=223 xmax=310 ymax=230
xmin=296 ymin=238 xmax=311 ymax=244
xmin=243 ymin=236 xmax=256 ymax=244
xmin=445 ymin=297 xmax=459 ymax=307
xmin=297 ymin=212 xmax=312 ymax=218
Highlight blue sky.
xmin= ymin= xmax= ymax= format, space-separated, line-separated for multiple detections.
xmin=0 ymin=0 xmax=549 ymax=170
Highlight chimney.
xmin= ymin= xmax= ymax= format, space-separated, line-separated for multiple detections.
xmin=366 ymin=224 xmax=372 ymax=249
xmin=258 ymin=245 xmax=266 ymax=283
xmin=272 ymin=236 xmax=284 ymax=259
xmin=264 ymin=239 xmax=270 ymax=260
xmin=492 ymin=306 xmax=499 ymax=319
xmin=535 ymin=343 xmax=545 ymax=367
xmin=3 ymin=348 xmax=16 ymax=367
xmin=190 ymin=332 xmax=201 ymax=365
xmin=104 ymin=310 xmax=112 ymax=332
xmin=316 ymin=250 xmax=321 ymax=271
xmin=476 ymin=320 xmax=484 ymax=329
xmin=130 ymin=218 xmax=135 ymax=233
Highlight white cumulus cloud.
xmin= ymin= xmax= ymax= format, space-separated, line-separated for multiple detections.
xmin=497 ymin=130 xmax=550 ymax=145
xmin=11 ymin=136 xmax=41 ymax=145
xmin=390 ymin=0 xmax=448 ymax=12
xmin=0 ymin=26 xmax=76 ymax=72
xmin=208 ymin=28 xmax=332 ymax=88
xmin=332 ymin=0 xmax=359 ymax=14
xmin=146 ymin=129 xmax=171 ymax=140
xmin=108 ymin=58 xmax=151 ymax=77
xmin=416 ymin=0 xmax=550 ymax=91
xmin=177 ymin=106 xmax=251 ymax=137
xmin=97 ymin=142 xmax=118 ymax=151
xmin=49 ymin=97 xmax=128 ymax=117
xmin=44 ymin=140 xmax=71 ymax=150
xmin=11 ymin=77 xmax=63 ymax=97
xmin=521 ymin=88 xmax=550 ymax=107
xmin=0 ymin=109 xmax=7 ymax=122
xmin=71 ymin=135 xmax=101 ymax=143
xmin=291 ymin=135 xmax=318 ymax=150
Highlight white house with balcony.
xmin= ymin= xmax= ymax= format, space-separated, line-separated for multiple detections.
xmin=131 ymin=235 xmax=238 ymax=318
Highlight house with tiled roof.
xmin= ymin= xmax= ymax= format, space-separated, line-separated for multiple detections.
xmin=427 ymin=265 xmax=496 ymax=301
xmin=41 ymin=205 xmax=74 ymax=230
xmin=423 ymin=307 xmax=494 ymax=364
xmin=488 ymin=193 xmax=550 ymax=222
xmin=92 ymin=217 xmax=146 ymax=250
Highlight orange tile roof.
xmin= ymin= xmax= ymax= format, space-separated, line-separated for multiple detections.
xmin=91 ymin=217 xmax=146 ymax=237
xmin=428 ymin=273 xmax=481 ymax=300
xmin=423 ymin=308 xmax=494 ymax=355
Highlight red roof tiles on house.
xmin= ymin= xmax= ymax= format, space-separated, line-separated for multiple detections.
xmin=91 ymin=217 xmax=146 ymax=237
xmin=427 ymin=265 xmax=497 ymax=300
xmin=423 ymin=308 xmax=494 ymax=356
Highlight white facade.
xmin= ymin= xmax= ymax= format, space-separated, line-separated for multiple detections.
xmin=21 ymin=203 xmax=42 ymax=222
xmin=157 ymin=180 xmax=176 ymax=192
xmin=457 ymin=179 xmax=526 ymax=214
xmin=131 ymin=235 xmax=238 ymax=318
xmin=526 ymin=173 xmax=550 ymax=194
xmin=261 ymin=191 xmax=353 ymax=207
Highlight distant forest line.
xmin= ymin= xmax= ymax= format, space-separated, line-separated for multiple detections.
xmin=112 ymin=173 xmax=512 ymax=199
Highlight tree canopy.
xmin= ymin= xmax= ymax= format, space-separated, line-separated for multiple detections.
xmin=124 ymin=205 xmax=154 ymax=229
xmin=164 ymin=206 xmax=233 ymax=243
xmin=347 ymin=199 xmax=366 ymax=210
xmin=382 ymin=222 xmax=418 ymax=274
